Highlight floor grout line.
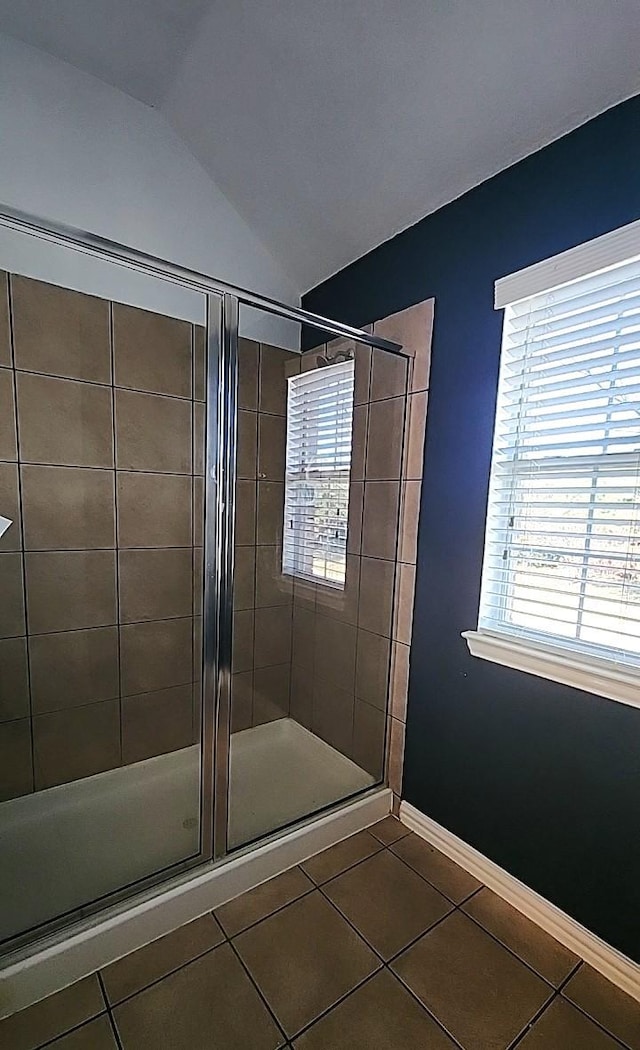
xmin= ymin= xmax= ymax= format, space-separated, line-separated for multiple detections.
xmin=226 ymin=936 xmax=289 ymax=1046
xmin=18 ymin=824 xmax=633 ymax=1050
xmin=107 ymin=1008 xmax=125 ymax=1050
xmin=97 ymin=928 xmax=226 ymax=1011
xmin=311 ymin=873 xmax=467 ymax=1048
xmin=32 ymin=1009 xmax=112 ymax=1050
xmin=285 ymin=968 xmax=385 ymax=1045
xmin=503 ymin=987 xmax=558 ymax=1050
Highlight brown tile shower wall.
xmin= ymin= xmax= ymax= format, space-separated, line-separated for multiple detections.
xmin=0 ymin=271 xmax=204 ymax=801
xmin=289 ymin=302 xmax=434 ymax=802
xmin=288 ymin=341 xmax=408 ymax=779
xmin=231 ymin=338 xmax=298 ymax=732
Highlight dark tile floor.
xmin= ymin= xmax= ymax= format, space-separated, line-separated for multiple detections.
xmin=2 ymin=816 xmax=639 ymax=1049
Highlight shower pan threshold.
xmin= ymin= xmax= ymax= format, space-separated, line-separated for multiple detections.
xmin=230 ymin=717 xmax=376 ymax=848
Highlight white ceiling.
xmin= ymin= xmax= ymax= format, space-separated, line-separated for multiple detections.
xmin=1 ymin=1 xmax=639 ymax=290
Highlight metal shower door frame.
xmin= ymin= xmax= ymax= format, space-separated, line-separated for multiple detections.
xmin=203 ymin=293 xmax=238 ymax=861
xmin=0 ymin=202 xmax=404 ymax=957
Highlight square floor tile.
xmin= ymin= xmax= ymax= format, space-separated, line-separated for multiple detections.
xmin=113 ymin=942 xmax=283 ymax=1050
xmin=369 ymin=816 xmax=410 ymax=845
xmin=463 ymin=888 xmax=579 ymax=986
xmin=102 ymin=914 xmax=224 ymax=1004
xmin=301 ymin=831 xmax=382 ymax=885
xmin=517 ymin=997 xmax=623 ymax=1049
xmin=47 ymin=1015 xmax=119 ymax=1049
xmin=294 ymin=969 xmax=456 ymax=1049
xmin=216 ymin=867 xmax=313 ymax=937
xmin=390 ymin=833 xmax=481 ymax=903
xmin=563 ymin=964 xmax=640 ymax=1049
xmin=0 ymin=975 xmax=104 ymax=1050
xmin=234 ymin=891 xmax=379 ymax=1037
xmin=392 ymin=911 xmax=551 ymax=1050
xmin=323 ymin=849 xmax=452 ymax=960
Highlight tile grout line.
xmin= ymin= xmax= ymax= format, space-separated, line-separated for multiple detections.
xmin=190 ymin=323 xmax=197 ymax=743
xmin=306 ymin=833 xmax=591 ymax=1042
xmin=28 ymin=972 xmax=113 ymax=1050
xmin=384 ymin=843 xmax=578 ymax=992
xmin=285 ymin=968 xmax=387 ymax=1046
xmin=109 ymin=300 xmax=124 ymax=768
xmin=10 ymin=363 xmax=197 ymax=402
xmin=32 ymin=1010 xmax=113 ymax=1050
xmin=311 ymin=863 xmax=468 ymax=1049
xmin=24 ymin=826 xmax=631 ymax=1050
xmin=107 ymin=1010 xmax=125 ymax=1050
xmin=506 ymin=960 xmax=584 ymax=1050
xmin=5 ymin=274 xmax=37 ymax=796
xmin=226 ymin=934 xmax=290 ymax=1046
xmin=311 ymin=833 xmax=632 ymax=1050
xmin=96 ymin=933 xmax=226 ymax=1011
xmin=97 ymin=969 xmax=126 ymax=1050
xmin=552 ymin=958 xmax=637 ymax=1050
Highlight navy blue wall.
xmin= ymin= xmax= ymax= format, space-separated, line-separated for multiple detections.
xmin=304 ymin=96 xmax=640 ymax=962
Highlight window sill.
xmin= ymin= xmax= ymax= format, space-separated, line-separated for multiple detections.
xmin=462 ymin=630 xmax=640 ymax=711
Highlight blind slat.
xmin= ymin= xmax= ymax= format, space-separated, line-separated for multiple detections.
xmin=282 ymin=360 xmax=354 ymax=588
xmin=481 ymin=247 xmax=640 ymax=669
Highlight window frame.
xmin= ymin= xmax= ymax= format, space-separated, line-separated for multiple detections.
xmin=464 ymin=219 xmax=640 ymax=711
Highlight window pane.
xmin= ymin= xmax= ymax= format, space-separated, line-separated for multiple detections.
xmin=480 ymin=250 xmax=640 ymax=668
xmin=283 ymin=360 xmax=355 ymax=589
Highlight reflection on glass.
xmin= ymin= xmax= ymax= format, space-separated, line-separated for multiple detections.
xmin=0 ymin=269 xmax=205 ymax=945
xmin=228 ymin=314 xmax=409 ymax=849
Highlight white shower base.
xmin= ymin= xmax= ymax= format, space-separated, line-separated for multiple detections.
xmin=0 ymin=718 xmax=373 ymax=944
xmin=228 ymin=717 xmax=375 ymax=847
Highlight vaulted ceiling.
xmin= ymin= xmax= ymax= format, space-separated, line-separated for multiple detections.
xmin=1 ymin=1 xmax=638 ymax=290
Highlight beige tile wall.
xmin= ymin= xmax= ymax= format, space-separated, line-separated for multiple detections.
xmin=230 ymin=338 xmax=298 ymax=733
xmin=0 ymin=272 xmax=204 ymax=801
xmin=288 ymin=339 xmax=408 ymax=781
xmin=0 ymin=272 xmax=432 ymax=813
xmin=375 ymin=301 xmax=434 ymax=811
xmin=288 ymin=301 xmax=434 ymax=805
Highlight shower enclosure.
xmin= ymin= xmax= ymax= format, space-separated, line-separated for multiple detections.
xmin=0 ymin=208 xmax=407 ymax=956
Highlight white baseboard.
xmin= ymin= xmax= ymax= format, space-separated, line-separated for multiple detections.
xmin=0 ymin=788 xmax=391 ymax=1019
xmin=399 ymin=801 xmax=640 ymax=1004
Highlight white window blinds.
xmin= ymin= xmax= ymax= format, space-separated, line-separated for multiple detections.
xmin=479 ymin=249 xmax=640 ymax=669
xmin=282 ymin=360 xmax=355 ymax=588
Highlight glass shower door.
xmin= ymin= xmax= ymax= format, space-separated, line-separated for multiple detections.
xmin=224 ymin=304 xmax=409 ymax=849
xmin=0 ymin=235 xmax=218 ymax=949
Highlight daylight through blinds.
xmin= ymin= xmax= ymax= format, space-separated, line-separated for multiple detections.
xmin=479 ymin=252 xmax=640 ymax=667
xmin=282 ymin=360 xmax=354 ymax=588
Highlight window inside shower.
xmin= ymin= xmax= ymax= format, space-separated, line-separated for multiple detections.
xmin=282 ymin=357 xmax=355 ymax=588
